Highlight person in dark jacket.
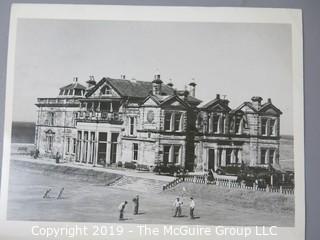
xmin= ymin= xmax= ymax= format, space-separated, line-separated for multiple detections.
xmin=132 ymin=195 xmax=139 ymax=215
xmin=55 ymin=152 xmax=61 ymax=164
xmin=118 ymin=201 xmax=128 ymax=220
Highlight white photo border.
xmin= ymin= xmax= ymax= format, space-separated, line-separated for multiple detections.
xmin=0 ymin=4 xmax=304 ymax=240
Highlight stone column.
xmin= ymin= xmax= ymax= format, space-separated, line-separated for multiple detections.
xmin=238 ymin=149 xmax=242 ymax=164
xmin=93 ymin=131 xmax=99 ymax=166
xmin=106 ymin=132 xmax=111 ymax=165
xmin=80 ymin=130 xmax=84 ymax=163
xmin=214 ymin=148 xmax=219 ymax=171
xmin=87 ymin=131 xmax=91 ymax=164
xmin=221 ymin=149 xmax=226 ymax=167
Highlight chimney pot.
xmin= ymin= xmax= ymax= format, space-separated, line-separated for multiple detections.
xmin=216 ymin=94 xmax=220 ymax=99
xmin=268 ymin=98 xmax=272 ymax=103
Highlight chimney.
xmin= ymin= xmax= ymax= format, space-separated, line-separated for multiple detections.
xmin=216 ymin=94 xmax=220 ymax=99
xmin=152 ymin=74 xmax=163 ymax=95
xmin=73 ymin=77 xmax=78 ymax=83
xmin=121 ymin=74 xmax=126 ymax=80
xmin=267 ymin=98 xmax=272 ymax=104
xmin=86 ymin=75 xmax=96 ymax=88
xmin=251 ymin=96 xmax=263 ymax=109
xmin=189 ymin=81 xmax=197 ymax=97
xmin=167 ymin=79 xmax=173 ymax=88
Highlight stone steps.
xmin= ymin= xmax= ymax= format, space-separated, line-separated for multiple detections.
xmin=109 ymin=176 xmax=165 ymax=193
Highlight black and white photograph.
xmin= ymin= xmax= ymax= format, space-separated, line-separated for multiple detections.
xmin=0 ymin=4 xmax=305 ymax=240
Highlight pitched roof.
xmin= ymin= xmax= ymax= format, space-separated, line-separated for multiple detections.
xmin=199 ymin=98 xmax=231 ymax=111
xmin=60 ymin=82 xmax=86 ymax=90
xmin=259 ymin=102 xmax=283 ymax=114
xmin=230 ymin=102 xmax=258 ymax=114
xmin=86 ymin=77 xmax=202 ymax=105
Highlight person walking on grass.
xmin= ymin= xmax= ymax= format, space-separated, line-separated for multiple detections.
xmin=118 ymin=201 xmax=128 ymax=220
xmin=173 ymin=197 xmax=183 ymax=217
xmin=55 ymin=152 xmax=61 ymax=164
xmin=132 ymin=195 xmax=139 ymax=215
xmin=189 ymin=197 xmax=195 ymax=219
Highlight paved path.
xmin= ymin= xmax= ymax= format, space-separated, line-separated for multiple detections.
xmin=11 ymin=155 xmax=174 ymax=182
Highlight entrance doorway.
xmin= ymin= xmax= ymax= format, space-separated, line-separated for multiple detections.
xmin=208 ymin=149 xmax=215 ymax=170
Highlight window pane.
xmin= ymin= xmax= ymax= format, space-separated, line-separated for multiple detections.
xmin=226 ymin=149 xmax=232 ymax=165
xmin=269 ymin=150 xmax=275 ymax=164
xmin=174 ymin=113 xmax=182 ymax=131
xmin=212 ymin=115 xmax=219 ymax=133
xmin=261 ymin=149 xmax=266 ymax=164
xmin=163 ymin=146 xmax=170 ymax=164
xmin=164 ymin=112 xmax=171 ymax=130
xmin=269 ymin=119 xmax=276 ymax=135
xmin=133 ymin=143 xmax=138 ymax=161
xmin=261 ymin=119 xmax=267 ymax=135
xmin=99 ymin=132 xmax=108 ymax=141
xmin=173 ymin=146 xmax=180 ymax=164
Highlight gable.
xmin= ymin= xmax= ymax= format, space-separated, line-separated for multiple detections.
xmin=160 ymin=96 xmax=189 ymax=109
xmin=207 ymin=103 xmax=229 ymax=113
xmin=88 ymin=81 xmax=120 ymax=98
xmin=142 ymin=96 xmax=160 ymax=106
xmin=259 ymin=104 xmax=282 ymax=115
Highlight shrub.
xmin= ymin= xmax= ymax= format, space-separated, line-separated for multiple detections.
xmin=117 ymin=161 xmax=123 ymax=167
xmin=136 ymin=164 xmax=150 ymax=171
xmin=124 ymin=161 xmax=136 ymax=169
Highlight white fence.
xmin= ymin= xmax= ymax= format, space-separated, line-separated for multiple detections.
xmin=163 ymin=175 xmax=294 ymax=195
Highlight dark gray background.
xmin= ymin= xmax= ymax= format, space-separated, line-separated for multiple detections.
xmin=0 ymin=1 xmax=319 ymax=240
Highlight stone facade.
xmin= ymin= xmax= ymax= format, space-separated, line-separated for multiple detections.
xmin=35 ymin=75 xmax=282 ymax=172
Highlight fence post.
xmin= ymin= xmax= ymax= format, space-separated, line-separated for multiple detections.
xmin=280 ymin=186 xmax=283 ymax=194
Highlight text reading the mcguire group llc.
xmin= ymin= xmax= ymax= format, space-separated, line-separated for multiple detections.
xmin=31 ymin=225 xmax=278 ymax=238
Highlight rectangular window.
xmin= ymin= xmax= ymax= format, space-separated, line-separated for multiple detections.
xmin=97 ymin=132 xmax=108 ymax=165
xmin=73 ymin=138 xmax=76 ymax=154
xmin=110 ymin=133 xmax=119 ymax=164
xmin=66 ymin=137 xmax=70 ymax=154
xmin=164 ymin=112 xmax=172 ymax=131
xmin=235 ymin=117 xmax=242 ymax=134
xmin=99 ymin=132 xmax=108 ymax=141
xmin=261 ymin=118 xmax=268 ymax=135
xmin=261 ymin=149 xmax=267 ymax=164
xmin=163 ymin=146 xmax=171 ymax=164
xmin=269 ymin=119 xmax=276 ymax=136
xmin=172 ymin=146 xmax=181 ymax=164
xmin=133 ymin=143 xmax=138 ymax=161
xmin=269 ymin=149 xmax=275 ymax=164
xmin=48 ymin=112 xmax=54 ymax=126
xmin=174 ymin=113 xmax=182 ymax=131
xmin=226 ymin=149 xmax=232 ymax=165
xmin=212 ymin=115 xmax=219 ymax=133
xmin=130 ymin=117 xmax=135 ymax=135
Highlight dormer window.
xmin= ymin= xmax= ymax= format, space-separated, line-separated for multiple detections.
xmin=101 ymin=85 xmax=111 ymax=95
xmin=75 ymin=89 xmax=82 ymax=96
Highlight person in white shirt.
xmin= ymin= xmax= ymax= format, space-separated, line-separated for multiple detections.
xmin=173 ymin=197 xmax=183 ymax=217
xmin=189 ymin=197 xmax=195 ymax=219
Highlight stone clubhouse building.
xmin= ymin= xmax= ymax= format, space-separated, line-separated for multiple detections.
xmin=35 ymin=74 xmax=282 ymax=172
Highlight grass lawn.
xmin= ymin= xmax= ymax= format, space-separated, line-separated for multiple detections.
xmin=7 ymin=159 xmax=294 ymax=226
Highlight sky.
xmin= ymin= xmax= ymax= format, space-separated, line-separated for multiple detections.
xmin=13 ymin=19 xmax=293 ymax=134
